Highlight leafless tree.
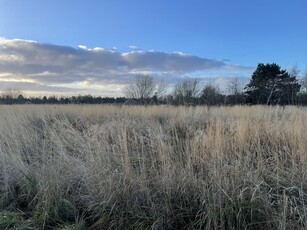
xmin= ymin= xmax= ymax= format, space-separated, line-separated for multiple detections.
xmin=124 ymin=75 xmax=166 ymax=102
xmin=2 ymin=88 xmax=23 ymax=99
xmin=301 ymin=70 xmax=307 ymax=93
xmin=172 ymin=78 xmax=201 ymax=105
xmin=289 ymin=66 xmax=307 ymax=93
xmin=200 ymin=83 xmax=224 ymax=105
xmin=289 ymin=65 xmax=300 ymax=78
xmin=227 ymin=77 xmax=242 ymax=95
xmin=155 ymin=80 xmax=167 ymax=97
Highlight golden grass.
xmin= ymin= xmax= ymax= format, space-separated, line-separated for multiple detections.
xmin=0 ymin=105 xmax=307 ymax=229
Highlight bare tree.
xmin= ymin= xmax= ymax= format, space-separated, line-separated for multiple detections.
xmin=2 ymin=88 xmax=23 ymax=99
xmin=289 ymin=65 xmax=300 ymax=78
xmin=301 ymin=70 xmax=307 ymax=93
xmin=227 ymin=77 xmax=242 ymax=95
xmin=200 ymin=84 xmax=224 ymax=105
xmin=172 ymin=78 xmax=201 ymax=105
xmin=124 ymin=75 xmax=166 ymax=103
xmin=226 ymin=77 xmax=244 ymax=104
xmin=155 ymin=80 xmax=167 ymax=97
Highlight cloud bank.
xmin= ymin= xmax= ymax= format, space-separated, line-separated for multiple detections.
xmin=0 ymin=38 xmax=252 ymax=96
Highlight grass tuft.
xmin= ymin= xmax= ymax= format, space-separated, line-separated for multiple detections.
xmin=0 ymin=105 xmax=307 ymax=229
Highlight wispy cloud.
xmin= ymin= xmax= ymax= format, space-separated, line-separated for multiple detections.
xmin=128 ymin=45 xmax=139 ymax=50
xmin=0 ymin=38 xmax=252 ymax=96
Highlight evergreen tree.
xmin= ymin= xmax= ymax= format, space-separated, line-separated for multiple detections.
xmin=245 ymin=63 xmax=301 ymax=105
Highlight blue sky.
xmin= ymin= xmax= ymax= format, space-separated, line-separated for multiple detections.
xmin=0 ymin=0 xmax=306 ymax=96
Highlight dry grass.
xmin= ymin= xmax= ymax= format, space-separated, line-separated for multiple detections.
xmin=0 ymin=105 xmax=307 ymax=229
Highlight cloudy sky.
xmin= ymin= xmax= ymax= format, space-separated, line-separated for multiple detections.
xmin=0 ymin=0 xmax=306 ymax=97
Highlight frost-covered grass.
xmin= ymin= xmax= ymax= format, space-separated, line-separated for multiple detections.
xmin=0 ymin=105 xmax=307 ymax=229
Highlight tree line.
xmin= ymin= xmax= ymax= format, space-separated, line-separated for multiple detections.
xmin=0 ymin=91 xmax=127 ymax=105
xmin=124 ymin=63 xmax=307 ymax=106
xmin=1 ymin=63 xmax=307 ymax=106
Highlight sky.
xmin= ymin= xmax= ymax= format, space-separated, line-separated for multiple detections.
xmin=0 ymin=0 xmax=306 ymax=97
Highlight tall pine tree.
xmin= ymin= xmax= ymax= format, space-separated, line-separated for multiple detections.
xmin=245 ymin=63 xmax=301 ymax=105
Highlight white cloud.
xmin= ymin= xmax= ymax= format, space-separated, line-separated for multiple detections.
xmin=78 ymin=45 xmax=87 ymax=49
xmin=93 ymin=47 xmax=104 ymax=51
xmin=128 ymin=45 xmax=139 ymax=49
xmin=0 ymin=38 xmax=251 ymax=96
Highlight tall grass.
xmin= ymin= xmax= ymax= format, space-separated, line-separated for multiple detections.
xmin=0 ymin=105 xmax=307 ymax=229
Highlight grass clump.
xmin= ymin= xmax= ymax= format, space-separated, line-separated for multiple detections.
xmin=0 ymin=211 xmax=34 ymax=229
xmin=0 ymin=105 xmax=307 ymax=229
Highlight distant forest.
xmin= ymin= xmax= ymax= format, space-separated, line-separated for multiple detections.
xmin=2 ymin=63 xmax=307 ymax=106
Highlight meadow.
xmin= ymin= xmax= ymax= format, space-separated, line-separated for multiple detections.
xmin=0 ymin=105 xmax=307 ymax=229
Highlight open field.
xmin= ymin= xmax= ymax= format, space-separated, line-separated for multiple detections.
xmin=0 ymin=105 xmax=307 ymax=229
